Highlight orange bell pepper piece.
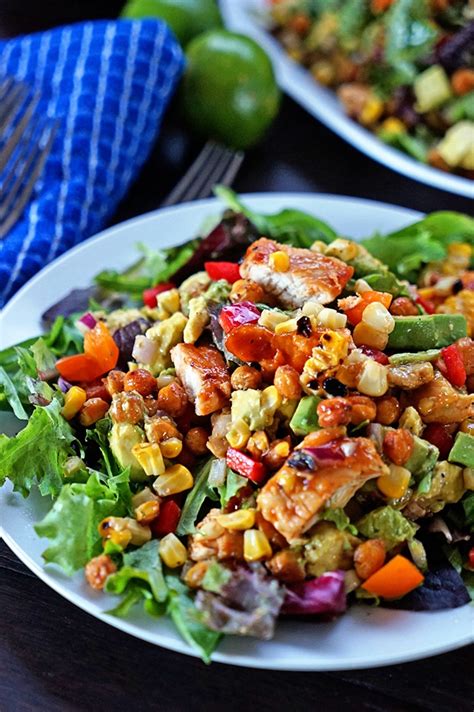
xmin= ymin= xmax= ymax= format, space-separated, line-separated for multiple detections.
xmin=56 ymin=353 xmax=105 ymax=382
xmin=362 ymin=554 xmax=424 ymax=599
xmin=84 ymin=321 xmax=119 ymax=373
xmin=342 ymin=290 xmax=393 ymax=325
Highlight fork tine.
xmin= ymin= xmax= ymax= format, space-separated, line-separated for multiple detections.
xmin=182 ymin=145 xmax=236 ymax=203
xmin=160 ymin=141 xmax=218 ymax=208
xmin=0 ymin=92 xmax=40 ymax=172
xmin=0 ymin=121 xmax=57 ymax=240
xmin=218 ymin=150 xmax=244 ymax=188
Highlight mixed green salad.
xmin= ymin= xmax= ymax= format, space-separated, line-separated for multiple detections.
xmin=1 ymin=189 xmax=473 ymax=662
xmin=269 ymin=0 xmax=474 ymax=176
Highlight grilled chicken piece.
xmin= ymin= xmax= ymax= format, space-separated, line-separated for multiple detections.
xmin=388 ymin=361 xmax=434 ymax=390
xmin=257 ymin=435 xmax=387 ymax=543
xmin=240 ymin=238 xmax=354 ymax=309
xmin=188 ymin=509 xmax=244 ymax=562
xmin=171 ymin=343 xmax=231 ymax=416
xmin=408 ymin=370 xmax=474 ymax=424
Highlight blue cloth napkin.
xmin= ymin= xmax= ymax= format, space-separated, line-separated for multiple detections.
xmin=0 ymin=19 xmax=184 ymax=308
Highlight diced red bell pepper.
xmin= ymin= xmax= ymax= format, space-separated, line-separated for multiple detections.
xmin=415 ymin=294 xmax=435 ymax=314
xmin=359 ymin=346 xmax=390 ymax=365
xmin=441 ymin=343 xmax=467 ymax=388
xmin=422 ymin=423 xmax=454 ymax=459
xmin=219 ymin=302 xmax=261 ymax=334
xmin=469 ymin=547 xmax=474 ymax=568
xmin=205 ymin=261 xmax=241 ymax=283
xmin=341 ymin=291 xmax=392 ymax=325
xmin=150 ymin=499 xmax=181 ymax=536
xmin=226 ymin=447 xmax=266 ymax=485
xmin=56 ymin=353 xmax=105 ymax=382
xmin=142 ymin=282 xmax=175 ymax=308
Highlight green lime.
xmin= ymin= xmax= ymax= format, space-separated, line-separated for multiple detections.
xmin=120 ymin=0 xmax=222 ymax=46
xmin=181 ymin=30 xmax=281 ymax=149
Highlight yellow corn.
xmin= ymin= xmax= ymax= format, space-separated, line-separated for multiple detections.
xmin=159 ymin=533 xmax=187 ymax=568
xmin=247 ymin=430 xmax=270 ymax=458
xmin=269 ymin=250 xmax=290 ymax=272
xmin=217 ymin=509 xmax=256 ymax=531
xmin=226 ymin=418 xmax=251 ymax=449
xmin=320 ymin=329 xmax=350 ymax=359
xmin=361 ymin=302 xmax=395 ymax=334
xmin=98 ymin=516 xmax=151 ymax=548
xmin=160 ymin=437 xmax=183 ymax=459
xmin=381 ymin=117 xmax=405 ymax=134
xmin=154 ymin=464 xmax=193 ymax=497
xmin=377 ymin=464 xmax=411 ymax=500
xmin=156 ymin=288 xmax=180 ymax=320
xmin=360 ymin=97 xmax=384 ymax=125
xmin=258 ymin=309 xmax=288 ymax=331
xmin=131 ymin=486 xmax=160 ymax=510
xmin=135 ymin=499 xmax=160 ymax=524
xmin=357 ymin=359 xmax=388 ymax=397
xmin=61 ymin=386 xmax=87 ymax=420
xmin=310 ymin=241 xmax=327 ymax=254
xmin=326 ymin=238 xmax=358 ymax=262
xmin=448 ymin=242 xmax=471 ymax=260
xmin=244 ymin=529 xmax=272 ymax=562
xmin=132 ymin=442 xmax=165 ymax=476
xmin=261 ymin=385 xmax=282 ymax=413
xmin=274 ymin=441 xmax=290 ymax=458
xmin=317 ymin=308 xmax=347 ymax=329
xmin=274 ymin=318 xmax=298 ymax=335
xmin=301 ymin=301 xmax=323 ymax=317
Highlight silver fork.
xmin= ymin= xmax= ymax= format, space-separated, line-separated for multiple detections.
xmin=161 ymin=140 xmax=244 ymax=207
xmin=0 ymin=77 xmax=58 ymax=240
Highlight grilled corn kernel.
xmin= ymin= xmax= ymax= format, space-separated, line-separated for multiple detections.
xmin=226 ymin=418 xmax=251 ymax=449
xmin=244 ymin=529 xmax=272 ymax=562
xmin=200 ymin=518 xmax=225 ymax=539
xmin=63 ymin=456 xmax=85 ymax=478
xmin=360 ymin=97 xmax=384 ymax=125
xmin=399 ymin=406 xmax=424 ymax=436
xmin=135 ymin=499 xmax=160 ymax=524
xmin=247 ymin=430 xmax=270 ymax=459
xmin=258 ymin=309 xmax=288 ymax=331
xmin=261 ymin=385 xmax=282 ymax=415
xmin=310 ymin=240 xmax=327 ymax=253
xmin=377 ymin=464 xmax=411 ymax=499
xmin=326 ymin=238 xmax=358 ymax=262
xmin=381 ymin=117 xmax=405 ymax=134
xmin=98 ymin=516 xmax=151 ymax=547
xmin=183 ymin=295 xmax=209 ymax=344
xmin=154 ymin=464 xmax=193 ymax=497
xmin=61 ymin=386 xmax=87 ymax=420
xmin=274 ymin=441 xmax=290 ymax=457
xmin=160 ymin=437 xmax=183 ymax=459
xmin=354 ymin=278 xmax=372 ymax=294
xmin=274 ymin=318 xmax=298 ymax=335
xmin=448 ymin=242 xmax=471 ymax=261
xmin=156 ymin=288 xmax=180 ymax=320
xmin=301 ymin=301 xmax=323 ymax=317
xmin=357 ymin=359 xmax=388 ymax=397
xmin=362 ymin=302 xmax=395 ymax=334
xmin=216 ymin=509 xmax=256 ymax=531
xmin=353 ymin=321 xmax=389 ymax=350
xmin=320 ymin=329 xmax=350 ymax=360
xmin=269 ymin=250 xmax=290 ymax=272
xmin=131 ymin=486 xmax=160 ymax=510
xmin=317 ymin=308 xmax=347 ymax=329
xmin=132 ymin=442 xmax=165 ymax=476
xmin=184 ymin=561 xmax=209 ymax=588
xmin=159 ymin=533 xmax=187 ymax=568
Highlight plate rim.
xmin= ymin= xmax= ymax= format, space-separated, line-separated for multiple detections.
xmin=1 ymin=192 xmax=473 ymax=670
xmin=220 ymin=0 xmax=474 ymax=199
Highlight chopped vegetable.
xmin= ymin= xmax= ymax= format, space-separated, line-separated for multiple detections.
xmin=362 ymin=555 xmax=424 ymax=599
xmin=226 ymin=448 xmax=266 ymax=485
xmin=441 ymin=344 xmax=467 ymax=387
xmin=205 ymin=261 xmax=241 ymax=283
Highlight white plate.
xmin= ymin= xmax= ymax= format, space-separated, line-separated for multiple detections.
xmin=1 ymin=194 xmax=472 ymax=670
xmin=221 ymin=0 xmax=474 ymax=199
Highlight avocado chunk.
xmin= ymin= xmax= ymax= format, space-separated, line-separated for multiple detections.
xmin=109 ymin=422 xmax=146 ymax=481
xmin=388 ymin=314 xmax=467 ymax=351
xmin=405 ymin=435 xmax=439 ymax=480
xmin=448 ymin=432 xmax=474 ymax=468
xmin=357 ymin=506 xmax=418 ymax=550
xmin=389 ymin=349 xmax=441 ymax=365
xmin=290 ymin=395 xmax=321 ymax=436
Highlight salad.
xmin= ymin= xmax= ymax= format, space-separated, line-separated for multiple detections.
xmin=268 ymin=0 xmax=474 ymax=177
xmin=1 ymin=189 xmax=473 ymax=662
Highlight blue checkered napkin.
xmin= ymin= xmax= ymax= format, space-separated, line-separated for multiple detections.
xmin=0 ymin=19 xmax=184 ymax=307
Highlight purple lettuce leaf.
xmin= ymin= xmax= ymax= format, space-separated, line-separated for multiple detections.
xmin=282 ymin=571 xmax=347 ymax=616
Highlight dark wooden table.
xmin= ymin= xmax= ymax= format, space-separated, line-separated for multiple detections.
xmin=1 ymin=5 xmax=473 ymax=711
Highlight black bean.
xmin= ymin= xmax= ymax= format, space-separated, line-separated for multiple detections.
xmin=296 ymin=316 xmax=312 ymax=337
xmin=322 ymin=377 xmax=348 ymax=397
xmin=452 ymin=279 xmax=464 ymax=295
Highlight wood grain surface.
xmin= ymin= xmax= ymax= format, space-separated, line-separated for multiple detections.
xmin=0 ymin=3 xmax=472 ymax=709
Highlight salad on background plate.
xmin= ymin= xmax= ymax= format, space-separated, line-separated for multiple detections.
xmin=0 ymin=189 xmax=473 ymax=663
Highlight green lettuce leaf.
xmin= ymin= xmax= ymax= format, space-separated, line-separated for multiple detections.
xmin=0 ymin=367 xmax=28 ymax=420
xmin=218 ymin=469 xmax=248 ymax=508
xmin=34 ymin=470 xmax=130 ymax=575
xmin=463 ymin=492 xmax=474 ymax=532
xmin=0 ymin=399 xmax=75 ymax=497
xmin=215 ymin=186 xmax=337 ymax=246
xmin=357 ymin=506 xmax=418 ymax=549
xmin=166 ymin=575 xmax=221 ymax=664
xmin=105 ymin=539 xmax=167 ymax=602
xmin=176 ymin=458 xmax=217 ymax=535
xmin=201 ymin=561 xmax=232 ymax=594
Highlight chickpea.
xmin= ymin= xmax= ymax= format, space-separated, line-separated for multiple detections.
xmin=157 ymin=381 xmax=188 ymax=418
xmin=317 ymin=397 xmax=352 ymax=428
xmin=375 ymin=396 xmax=400 ymax=425
xmin=145 ymin=415 xmax=181 ymax=444
xmin=354 ymin=539 xmax=386 ymax=580
xmin=230 ymin=365 xmax=262 ymax=391
xmin=123 ymin=368 xmax=157 ymax=397
xmin=105 ymin=369 xmax=125 ymax=396
xmin=383 ymin=429 xmax=414 ymax=466
xmin=143 ymin=396 xmax=160 ymax=417
xmin=177 ymin=446 xmax=197 ymax=469
xmin=184 ymin=427 xmax=209 ymax=456
xmin=84 ymin=554 xmax=117 ymax=591
xmin=230 ymin=279 xmax=266 ymax=304
xmin=389 ymin=297 xmax=419 ymax=317
xmin=347 ymin=395 xmax=376 ymax=425
xmin=262 ymin=437 xmax=291 ymax=471
xmin=79 ymin=398 xmax=109 ymax=427
xmin=109 ymin=391 xmax=145 ymax=424
xmin=274 ymin=365 xmax=302 ymax=400
xmin=266 ymin=550 xmax=306 ymax=583
xmin=85 ymin=381 xmax=111 ymax=402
